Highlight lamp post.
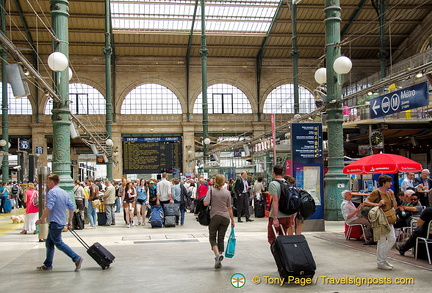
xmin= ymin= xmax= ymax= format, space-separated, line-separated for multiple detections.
xmin=315 ymin=1 xmax=351 ymax=220
xmin=49 ymin=0 xmax=74 ymax=194
xmin=1 ymin=0 xmax=9 ymax=182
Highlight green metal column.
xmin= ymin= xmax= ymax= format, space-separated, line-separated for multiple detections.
xmin=50 ymin=0 xmax=73 ymax=192
xmin=200 ymin=0 xmax=209 ymax=163
xmin=1 ymin=0 xmax=9 ymax=181
xmin=105 ymin=0 xmax=113 ymax=180
xmin=378 ymin=0 xmax=388 ymax=79
xmin=290 ymin=1 xmax=300 ymax=114
xmin=323 ymin=0 xmax=348 ymax=220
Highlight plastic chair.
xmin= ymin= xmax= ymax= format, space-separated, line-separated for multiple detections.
xmin=345 ymin=223 xmax=367 ymax=243
xmin=415 ymin=221 xmax=432 ymax=264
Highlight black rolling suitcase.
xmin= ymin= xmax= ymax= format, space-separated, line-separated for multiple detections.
xmin=270 ymin=226 xmax=316 ymax=281
xmin=254 ymin=199 xmax=265 ymax=218
xmin=69 ymin=229 xmax=115 ymax=270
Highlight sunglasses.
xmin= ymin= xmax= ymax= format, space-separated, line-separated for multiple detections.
xmin=410 ymin=198 xmax=419 ymax=201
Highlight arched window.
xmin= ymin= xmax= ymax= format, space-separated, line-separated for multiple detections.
xmin=263 ymin=84 xmax=316 ymax=114
xmin=0 ymin=82 xmax=32 ymax=114
xmin=193 ymin=83 xmax=252 ymax=114
xmin=44 ymin=83 xmax=106 ymax=115
xmin=121 ymin=84 xmax=181 ymax=114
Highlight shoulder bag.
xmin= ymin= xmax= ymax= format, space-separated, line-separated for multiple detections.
xmin=382 ymin=191 xmax=397 ymax=225
xmin=198 ymin=188 xmax=212 ymax=226
xmin=225 ymin=227 xmax=236 ymax=258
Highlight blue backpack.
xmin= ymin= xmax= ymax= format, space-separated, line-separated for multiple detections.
xmin=150 ymin=205 xmax=164 ymax=228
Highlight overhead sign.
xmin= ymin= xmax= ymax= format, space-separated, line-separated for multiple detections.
xmin=369 ymin=82 xmax=428 ymax=118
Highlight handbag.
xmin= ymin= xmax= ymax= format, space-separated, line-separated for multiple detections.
xmin=31 ymin=191 xmax=39 ymax=206
xmin=198 ymin=189 xmax=212 ymax=226
xmin=225 ymin=227 xmax=236 ymax=258
xmin=383 ymin=191 xmax=397 ymax=225
xmin=91 ymin=199 xmax=101 ymax=209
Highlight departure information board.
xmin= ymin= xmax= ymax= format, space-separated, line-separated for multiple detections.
xmin=122 ymin=137 xmax=182 ymax=174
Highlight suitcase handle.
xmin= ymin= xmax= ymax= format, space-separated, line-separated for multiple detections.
xmin=69 ymin=228 xmax=90 ymax=249
xmin=271 ymin=224 xmax=286 ymax=236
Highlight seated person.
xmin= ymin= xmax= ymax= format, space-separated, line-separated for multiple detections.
xmin=395 ymin=190 xmax=423 ymax=228
xmin=341 ymin=190 xmax=373 ymax=243
xmin=396 ymin=207 xmax=432 ymax=256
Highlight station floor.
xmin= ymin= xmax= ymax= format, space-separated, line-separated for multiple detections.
xmin=0 ymin=208 xmax=431 ymax=293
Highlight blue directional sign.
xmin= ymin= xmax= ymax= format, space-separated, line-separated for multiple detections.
xmin=369 ymin=82 xmax=429 ymax=118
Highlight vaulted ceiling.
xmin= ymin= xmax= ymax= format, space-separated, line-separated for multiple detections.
xmin=2 ymin=0 xmax=431 ymax=63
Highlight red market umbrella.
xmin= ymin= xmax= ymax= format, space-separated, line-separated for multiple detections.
xmin=343 ymin=153 xmax=423 ymax=174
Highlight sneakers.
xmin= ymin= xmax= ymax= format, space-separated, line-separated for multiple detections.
xmin=384 ymin=261 xmax=393 ymax=268
xmin=75 ymin=257 xmax=83 ymax=271
xmin=396 ymin=243 xmax=405 ymax=256
xmin=214 ymin=254 xmax=224 ymax=269
xmin=377 ymin=263 xmax=393 ymax=270
xmin=36 ymin=265 xmax=52 ymax=271
xmin=127 ymin=224 xmax=130 ymax=228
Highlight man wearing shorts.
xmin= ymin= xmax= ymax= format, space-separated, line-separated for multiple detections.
xmin=267 ymin=164 xmax=295 ymax=244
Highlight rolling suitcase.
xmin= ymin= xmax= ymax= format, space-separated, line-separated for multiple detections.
xmin=164 ymin=215 xmax=176 ymax=227
xmin=270 ymin=226 xmax=316 ymax=281
xmin=254 ymin=199 xmax=265 ymax=218
xmin=150 ymin=205 xmax=164 ymax=228
xmin=69 ymin=229 xmax=115 ymax=270
xmin=4 ymin=199 xmax=13 ymax=213
xmin=164 ymin=203 xmax=180 ymax=216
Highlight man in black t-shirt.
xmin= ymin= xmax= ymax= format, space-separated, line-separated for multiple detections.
xmin=396 ymin=207 xmax=432 ymax=255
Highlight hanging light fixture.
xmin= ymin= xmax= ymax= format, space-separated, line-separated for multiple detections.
xmin=47 ymin=52 xmax=68 ymax=72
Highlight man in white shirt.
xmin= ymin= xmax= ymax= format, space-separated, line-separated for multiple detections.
xmin=341 ymin=190 xmax=373 ymax=243
xmin=401 ymin=172 xmax=415 ymax=192
xmin=157 ymin=173 xmax=173 ymax=210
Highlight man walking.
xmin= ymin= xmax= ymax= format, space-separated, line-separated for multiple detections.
xmin=103 ymin=180 xmax=116 ymax=226
xmin=267 ymin=164 xmax=294 ymax=244
xmin=35 ymin=174 xmax=83 ymax=271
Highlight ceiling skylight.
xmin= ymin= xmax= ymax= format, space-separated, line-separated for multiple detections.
xmin=111 ymin=0 xmax=281 ymax=35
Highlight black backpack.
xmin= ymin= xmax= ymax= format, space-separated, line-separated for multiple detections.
xmin=275 ymin=180 xmax=301 ymax=215
xmin=11 ymin=184 xmax=19 ymax=195
xmin=297 ymin=188 xmax=316 ymax=219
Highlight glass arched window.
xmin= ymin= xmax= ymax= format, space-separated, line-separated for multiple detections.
xmin=263 ymin=84 xmax=316 ymax=114
xmin=0 ymin=82 xmax=32 ymax=114
xmin=193 ymin=83 xmax=252 ymax=114
xmin=121 ymin=84 xmax=181 ymax=114
xmin=44 ymin=83 xmax=106 ymax=114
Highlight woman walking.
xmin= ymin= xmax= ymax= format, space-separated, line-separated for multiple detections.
xmin=203 ymin=174 xmax=235 ymax=269
xmin=136 ymin=179 xmax=148 ymax=225
xmin=364 ymin=175 xmax=397 ymax=270
xmin=123 ymin=181 xmax=137 ymax=228
xmin=20 ymin=183 xmax=39 ymax=234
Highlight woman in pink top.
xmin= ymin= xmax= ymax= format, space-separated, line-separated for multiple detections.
xmin=20 ymin=183 xmax=39 ymax=234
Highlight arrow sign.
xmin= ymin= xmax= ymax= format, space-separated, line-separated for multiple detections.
xmin=369 ymin=82 xmax=428 ymax=119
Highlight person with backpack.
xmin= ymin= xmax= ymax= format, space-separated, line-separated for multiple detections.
xmin=267 ymin=164 xmax=295 ymax=244
xmin=11 ymin=182 xmax=20 ymax=209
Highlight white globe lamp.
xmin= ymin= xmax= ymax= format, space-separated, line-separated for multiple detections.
xmin=333 ymin=56 xmax=352 ymax=74
xmin=314 ymin=67 xmax=327 ymax=84
xmin=0 ymin=139 xmax=6 ymax=147
xmin=47 ymin=52 xmax=68 ymax=72
xmin=68 ymin=67 xmax=73 ymax=81
xmin=106 ymin=139 xmax=114 ymax=147
xmin=204 ymin=138 xmax=211 ymax=145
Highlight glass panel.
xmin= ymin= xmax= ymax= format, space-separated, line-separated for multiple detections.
xmin=44 ymin=83 xmax=106 ymax=115
xmin=263 ymin=84 xmax=316 ymax=114
xmin=0 ymin=83 xmax=32 ymax=115
xmin=194 ymin=84 xmax=251 ymax=114
xmin=121 ymin=83 xmax=182 ymax=114
xmin=111 ymin=0 xmax=280 ymax=34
